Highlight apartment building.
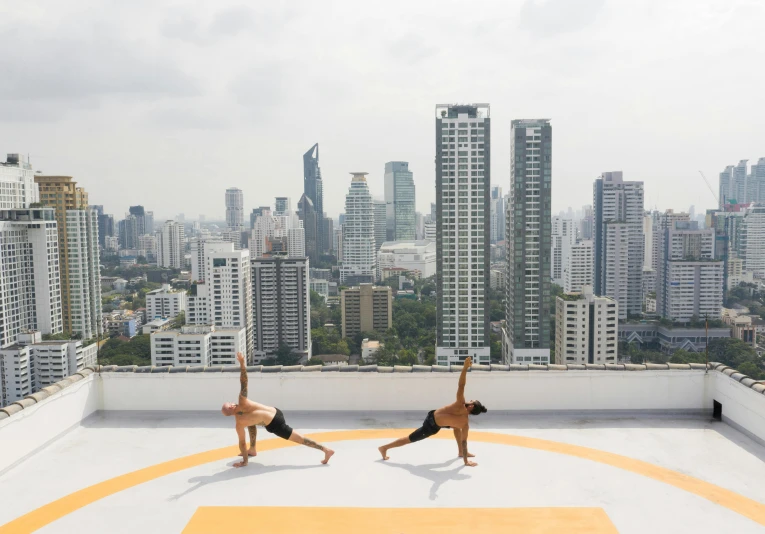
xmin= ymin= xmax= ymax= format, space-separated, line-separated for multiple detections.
xmin=0 ymin=208 xmax=63 ymax=347
xmin=554 ymin=286 xmax=618 ymax=365
xmin=341 ymin=284 xmax=393 ymax=339
xmin=564 ymin=240 xmax=594 ymax=293
xmin=146 ymin=284 xmax=187 ymax=319
xmin=251 ymin=257 xmax=311 ymax=362
xmin=151 ymin=325 xmax=247 ymax=367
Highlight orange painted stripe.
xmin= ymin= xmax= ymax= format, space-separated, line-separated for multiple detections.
xmin=1 ymin=429 xmax=764 ymax=533
xmin=182 ymin=506 xmax=619 ymax=533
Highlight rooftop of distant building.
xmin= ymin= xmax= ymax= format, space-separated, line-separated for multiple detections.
xmin=1 ymin=363 xmax=765 ymax=533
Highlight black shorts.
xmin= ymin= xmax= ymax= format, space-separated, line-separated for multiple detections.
xmin=265 ymin=408 xmax=294 ymax=440
xmin=409 ymin=410 xmax=442 ymax=443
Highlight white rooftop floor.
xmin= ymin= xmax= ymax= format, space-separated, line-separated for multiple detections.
xmin=1 ymin=412 xmax=765 ymax=533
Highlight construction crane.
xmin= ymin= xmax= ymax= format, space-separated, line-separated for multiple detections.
xmin=698 ymin=171 xmax=719 ymax=204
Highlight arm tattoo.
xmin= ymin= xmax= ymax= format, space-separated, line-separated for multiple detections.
xmin=248 ymin=425 xmax=257 ymax=445
xmin=461 ymin=440 xmax=468 ymax=462
xmin=302 ymin=437 xmax=326 ymax=452
xmin=239 ymin=366 xmax=248 ymax=398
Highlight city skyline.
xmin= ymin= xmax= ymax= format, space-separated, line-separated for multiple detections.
xmin=2 ymin=2 xmax=763 ymax=221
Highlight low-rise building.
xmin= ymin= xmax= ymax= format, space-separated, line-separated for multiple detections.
xmin=151 ymin=325 xmax=247 ymax=367
xmin=361 ymin=338 xmax=381 ymax=362
xmin=722 ymin=308 xmax=757 ymax=347
xmin=0 ymin=332 xmax=97 ymax=406
xmin=106 ymin=317 xmax=137 ymax=338
xmin=619 ymin=323 xmax=731 ymax=353
xmin=341 ymin=284 xmax=393 ymax=339
xmin=146 ymin=284 xmax=187 ymax=320
xmin=310 ymin=279 xmax=329 ymax=300
xmin=554 ymin=286 xmax=618 ymax=365
xmin=142 ymin=317 xmax=172 ymax=335
xmin=377 ymin=240 xmax=436 ymax=281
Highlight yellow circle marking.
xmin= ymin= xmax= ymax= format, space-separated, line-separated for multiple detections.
xmin=1 ymin=428 xmax=764 ymax=533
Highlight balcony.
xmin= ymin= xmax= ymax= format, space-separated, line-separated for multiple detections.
xmin=0 ymin=364 xmax=764 ymax=533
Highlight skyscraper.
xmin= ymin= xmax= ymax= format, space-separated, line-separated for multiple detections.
xmin=251 ymin=256 xmax=311 ymax=361
xmin=373 ymin=199 xmax=387 ymax=252
xmin=92 ymin=206 xmax=114 ymax=249
xmin=551 ymin=217 xmax=576 ymax=287
xmin=297 ymin=194 xmax=318 ymax=264
xmin=185 ymin=242 xmax=252 ymax=362
xmin=490 ymin=186 xmax=504 ymax=244
xmin=303 ymin=144 xmax=325 ymax=255
xmin=564 ymin=240 xmax=594 ymax=293
xmin=504 ymin=119 xmax=552 ymax=365
xmin=657 ymin=221 xmax=722 ymax=321
xmin=128 ymin=206 xmax=148 ymax=235
xmin=64 ymin=208 xmax=102 ymax=340
xmin=0 ymin=154 xmax=38 ymax=209
xmin=0 ymin=208 xmax=63 ymax=347
xmin=435 ymin=104 xmax=491 ymax=365
xmin=384 ymin=161 xmax=416 ymax=241
xmin=156 ymin=220 xmax=186 ymax=269
xmin=651 ymin=210 xmax=690 ymax=278
xmin=593 ymin=171 xmax=644 ymax=320
xmin=225 ymin=188 xmax=244 ymax=230
xmin=274 ymin=197 xmax=291 ymax=216
xmin=341 ymin=173 xmax=375 ymax=285
xmin=35 ymin=175 xmax=101 ymax=338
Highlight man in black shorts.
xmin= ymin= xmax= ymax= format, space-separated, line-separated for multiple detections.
xmin=221 ymin=353 xmax=334 ymax=466
xmin=378 ymin=356 xmax=487 ymax=466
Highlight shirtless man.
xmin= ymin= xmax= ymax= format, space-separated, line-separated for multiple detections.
xmin=221 ymin=353 xmax=334 ymax=467
xmin=378 ymin=356 xmax=487 ymax=466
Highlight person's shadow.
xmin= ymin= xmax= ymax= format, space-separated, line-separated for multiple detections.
xmin=378 ymin=457 xmax=471 ymax=500
xmin=169 ymin=462 xmax=324 ymax=501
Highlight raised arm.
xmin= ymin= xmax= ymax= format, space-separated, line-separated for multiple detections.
xmin=456 ymin=356 xmax=472 ymax=404
xmin=237 ymin=352 xmax=248 ymax=401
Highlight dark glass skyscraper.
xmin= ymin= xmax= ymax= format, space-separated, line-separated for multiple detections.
xmin=505 ymin=119 xmax=552 ymax=365
xmin=303 ymin=144 xmax=325 ymax=256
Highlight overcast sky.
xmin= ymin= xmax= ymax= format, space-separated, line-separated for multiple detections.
xmin=1 ymin=0 xmax=763 ymax=222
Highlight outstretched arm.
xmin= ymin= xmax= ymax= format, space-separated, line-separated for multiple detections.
xmin=237 ymin=352 xmax=248 ymax=401
xmin=456 ymin=356 xmax=472 ymax=404
xmin=453 ymin=428 xmax=463 ymax=456
xmin=233 ymin=426 xmax=248 ymax=467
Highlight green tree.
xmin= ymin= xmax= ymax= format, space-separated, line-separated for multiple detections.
xmin=305 ymin=357 xmax=325 ymax=366
xmin=707 ymin=338 xmax=760 ymax=369
xmin=670 ymin=350 xmax=706 ymax=364
xmin=273 ymin=343 xmax=300 ymax=366
xmin=738 ymin=361 xmax=764 ymax=380
xmin=170 ymin=311 xmax=185 ymax=329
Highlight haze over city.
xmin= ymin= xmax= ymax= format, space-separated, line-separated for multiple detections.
xmin=2 ymin=0 xmax=763 ymax=219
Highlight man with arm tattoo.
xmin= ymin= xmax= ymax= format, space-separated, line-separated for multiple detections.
xmin=378 ymin=356 xmax=487 ymax=467
xmin=221 ymin=352 xmax=334 ymax=467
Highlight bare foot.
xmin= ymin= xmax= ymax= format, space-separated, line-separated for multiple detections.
xmin=238 ymin=450 xmax=257 ymax=458
xmin=378 ymin=446 xmax=389 ymax=461
xmin=321 ymin=449 xmax=335 ymax=465
xmin=464 ymin=461 xmax=478 ymax=467
xmin=458 ymin=452 xmax=476 ymax=458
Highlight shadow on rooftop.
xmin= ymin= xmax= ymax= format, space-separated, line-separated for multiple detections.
xmin=378 ymin=457 xmax=470 ymax=500
xmin=169 ymin=462 xmax=324 ymax=501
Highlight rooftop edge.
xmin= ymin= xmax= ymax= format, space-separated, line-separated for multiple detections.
xmin=1 ymin=362 xmax=763 ymax=421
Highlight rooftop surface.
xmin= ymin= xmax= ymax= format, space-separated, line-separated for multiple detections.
xmin=1 ymin=412 xmax=765 ymax=533
xmin=1 ymin=365 xmax=765 ymax=533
